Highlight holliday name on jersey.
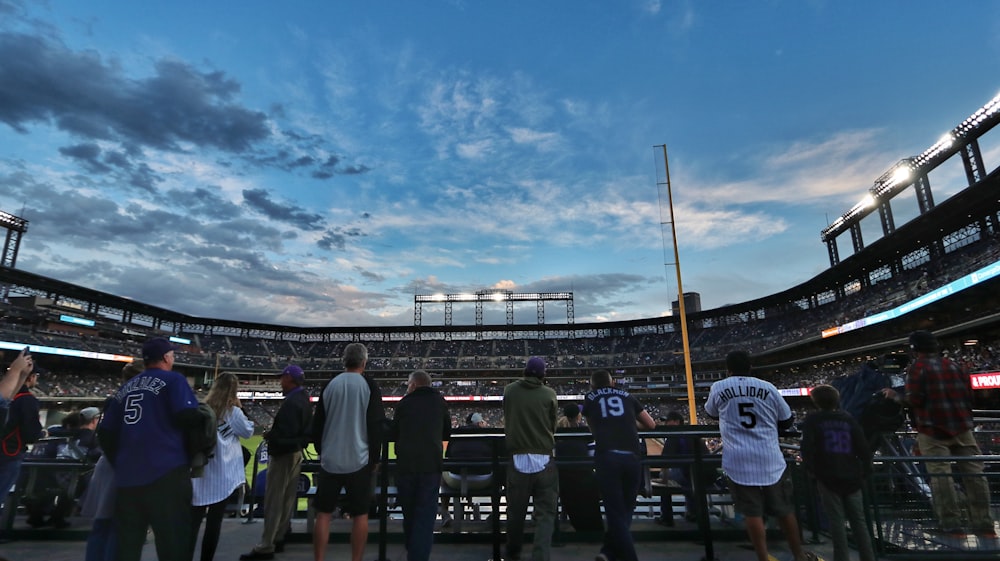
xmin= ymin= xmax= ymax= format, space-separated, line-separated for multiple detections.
xmin=715 ymin=384 xmax=771 ymax=403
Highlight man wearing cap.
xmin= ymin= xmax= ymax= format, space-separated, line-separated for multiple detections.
xmin=884 ymin=331 xmax=996 ymax=537
xmin=311 ymin=342 xmax=384 ymax=561
xmin=0 ymin=357 xmax=42 ymax=538
xmin=98 ymin=337 xmax=200 ymax=561
xmin=388 ymin=369 xmax=450 ymax=561
xmin=503 ymin=356 xmax=559 ymax=561
xmin=241 ymin=364 xmax=313 ymax=560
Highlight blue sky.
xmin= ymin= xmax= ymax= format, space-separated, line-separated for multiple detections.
xmin=1 ymin=1 xmax=999 ymax=328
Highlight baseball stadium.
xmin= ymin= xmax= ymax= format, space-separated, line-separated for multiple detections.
xmin=2 ymin=92 xmax=1000 ymax=561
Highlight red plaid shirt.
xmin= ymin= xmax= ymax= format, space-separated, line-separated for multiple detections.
xmin=905 ymin=355 xmax=974 ymax=438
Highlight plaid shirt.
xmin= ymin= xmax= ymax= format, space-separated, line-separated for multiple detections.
xmin=905 ymin=355 xmax=974 ymax=438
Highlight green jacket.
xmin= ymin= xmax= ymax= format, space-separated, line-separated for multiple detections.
xmin=503 ymin=376 xmax=558 ymax=456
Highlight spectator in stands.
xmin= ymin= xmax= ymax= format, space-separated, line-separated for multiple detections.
xmin=705 ymin=350 xmax=816 ymax=561
xmin=884 ymin=331 xmax=996 ymax=537
xmin=441 ymin=412 xmax=494 ymax=527
xmin=503 ymin=357 xmax=559 ymax=561
xmin=83 ymin=360 xmax=142 ymax=561
xmin=0 ymin=348 xmax=33 ymax=403
xmin=98 ymin=338 xmax=201 ymax=561
xmin=311 ymin=343 xmax=384 ymax=561
xmin=192 ymin=372 xmax=254 ymax=561
xmin=583 ymin=370 xmax=656 ymax=561
xmin=657 ymin=410 xmax=699 ymax=525
xmin=28 ymin=406 xmax=103 ymax=530
xmin=241 ymin=365 xmax=312 ymax=561
xmin=389 ymin=370 xmax=450 ymax=561
xmin=0 ymin=358 xmax=41 ymax=539
xmin=555 ymin=403 xmax=602 ymax=533
xmin=800 ymin=385 xmax=875 ymax=561
xmin=76 ymin=407 xmax=103 ymax=461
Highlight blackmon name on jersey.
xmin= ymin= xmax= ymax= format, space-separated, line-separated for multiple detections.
xmin=713 ymin=384 xmax=771 ymax=404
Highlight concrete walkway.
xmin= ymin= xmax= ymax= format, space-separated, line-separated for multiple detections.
xmin=0 ymin=516 xmax=842 ymax=561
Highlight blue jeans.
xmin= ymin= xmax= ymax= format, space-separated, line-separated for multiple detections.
xmin=85 ymin=517 xmax=119 ymax=561
xmin=0 ymin=455 xmax=24 ymax=531
xmin=595 ymin=451 xmax=640 ymax=561
xmin=396 ymin=472 xmax=442 ymax=561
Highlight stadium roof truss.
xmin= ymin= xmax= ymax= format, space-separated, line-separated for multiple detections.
xmin=821 ymin=92 xmax=1000 ymax=267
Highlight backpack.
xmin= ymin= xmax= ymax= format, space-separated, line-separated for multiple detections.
xmin=187 ymin=402 xmax=218 ymax=478
xmin=1 ymin=392 xmax=33 ymax=457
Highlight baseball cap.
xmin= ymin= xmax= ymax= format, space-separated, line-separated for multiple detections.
xmin=562 ymin=403 xmax=580 ymax=419
xmin=142 ymin=337 xmax=179 ymax=362
xmin=282 ymin=364 xmax=305 ymax=382
xmin=467 ymin=412 xmax=484 ymax=425
xmin=525 ymin=356 xmax=546 ymax=377
xmin=80 ymin=407 xmax=101 ymax=422
xmin=908 ymin=330 xmax=938 ymax=353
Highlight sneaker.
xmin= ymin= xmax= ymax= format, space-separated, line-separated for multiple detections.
xmin=595 ymin=553 xmax=610 ymax=561
xmin=239 ymin=550 xmax=275 ymax=561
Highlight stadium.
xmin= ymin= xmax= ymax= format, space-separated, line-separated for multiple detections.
xmin=2 ymin=92 xmax=1000 ymax=560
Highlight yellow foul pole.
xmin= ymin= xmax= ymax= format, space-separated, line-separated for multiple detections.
xmin=656 ymin=145 xmax=697 ymax=425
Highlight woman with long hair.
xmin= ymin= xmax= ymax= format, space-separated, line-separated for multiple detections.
xmin=190 ymin=372 xmax=254 ymax=561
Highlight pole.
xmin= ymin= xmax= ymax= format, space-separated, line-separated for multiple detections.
xmin=656 ymin=145 xmax=698 ymax=425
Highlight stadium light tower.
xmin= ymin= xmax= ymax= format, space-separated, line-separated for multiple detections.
xmin=655 ymin=145 xmax=697 ymax=425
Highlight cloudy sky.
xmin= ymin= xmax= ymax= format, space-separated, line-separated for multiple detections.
xmin=1 ymin=1 xmax=999 ymax=328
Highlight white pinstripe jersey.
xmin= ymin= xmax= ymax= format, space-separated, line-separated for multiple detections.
xmin=704 ymin=375 xmax=792 ymax=486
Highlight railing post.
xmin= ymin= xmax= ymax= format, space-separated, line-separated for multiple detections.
xmin=244 ymin=441 xmax=265 ymax=524
xmin=691 ymin=439 xmax=715 ymax=561
xmin=490 ymin=435 xmax=503 ymax=561
xmin=376 ymin=437 xmax=391 ymax=561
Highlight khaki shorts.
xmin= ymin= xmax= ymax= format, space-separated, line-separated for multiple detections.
xmin=727 ymin=468 xmax=794 ymax=518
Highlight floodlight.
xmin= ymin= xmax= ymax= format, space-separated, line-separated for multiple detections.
xmin=891 ymin=165 xmax=912 ymax=186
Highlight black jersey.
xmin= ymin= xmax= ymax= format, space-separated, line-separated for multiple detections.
xmin=582 ymin=386 xmax=645 ymax=454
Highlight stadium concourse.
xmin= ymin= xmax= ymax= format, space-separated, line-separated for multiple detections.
xmin=0 ymin=517 xmax=839 ymax=561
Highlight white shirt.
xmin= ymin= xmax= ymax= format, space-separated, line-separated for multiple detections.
xmin=192 ymin=406 xmax=254 ymax=506
xmin=704 ymin=375 xmax=791 ymax=486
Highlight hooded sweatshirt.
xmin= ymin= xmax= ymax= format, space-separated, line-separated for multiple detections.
xmin=503 ymin=376 xmax=558 ymax=456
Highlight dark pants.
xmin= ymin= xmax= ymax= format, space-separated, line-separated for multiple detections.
xmin=505 ymin=461 xmax=559 ymax=561
xmin=190 ymin=490 xmax=234 ymax=561
xmin=660 ymin=467 xmax=697 ymax=520
xmin=595 ymin=451 xmax=640 ymax=561
xmin=115 ymin=466 xmax=192 ymax=561
xmin=396 ymin=472 xmax=442 ymax=561
xmin=85 ymin=518 xmax=117 ymax=561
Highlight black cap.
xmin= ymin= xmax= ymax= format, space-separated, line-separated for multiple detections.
xmin=908 ymin=330 xmax=938 ymax=353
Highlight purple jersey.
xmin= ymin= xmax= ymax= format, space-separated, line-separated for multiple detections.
xmin=100 ymin=367 xmax=198 ymax=487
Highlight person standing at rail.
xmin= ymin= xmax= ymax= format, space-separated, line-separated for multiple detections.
xmin=389 ymin=369 xmax=451 ymax=561
xmin=241 ymin=365 xmax=312 ymax=560
xmin=705 ymin=350 xmax=817 ymax=561
xmin=883 ymin=330 xmax=996 ymax=537
xmin=582 ymin=370 xmax=656 ymax=561
xmin=503 ymin=356 xmax=559 ymax=561
xmin=311 ymin=343 xmax=385 ymax=561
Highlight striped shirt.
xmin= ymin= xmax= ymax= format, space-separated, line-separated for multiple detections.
xmin=192 ymin=406 xmax=254 ymax=506
xmin=704 ymin=375 xmax=791 ymax=486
